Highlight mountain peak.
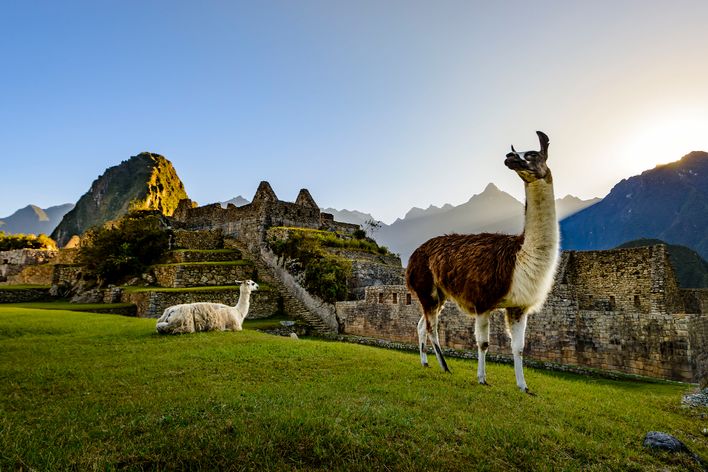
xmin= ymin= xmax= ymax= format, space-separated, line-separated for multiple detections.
xmin=482 ymin=182 xmax=501 ymax=193
xmin=51 ymin=153 xmax=189 ymax=246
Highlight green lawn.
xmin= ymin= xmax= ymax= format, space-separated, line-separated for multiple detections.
xmin=0 ymin=307 xmax=705 ymax=471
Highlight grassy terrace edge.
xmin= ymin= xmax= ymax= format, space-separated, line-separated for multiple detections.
xmin=120 ymin=284 xmax=273 ymax=293
xmin=0 ymin=307 xmax=705 ymax=470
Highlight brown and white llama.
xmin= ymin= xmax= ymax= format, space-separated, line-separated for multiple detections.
xmin=405 ymin=131 xmax=559 ymax=393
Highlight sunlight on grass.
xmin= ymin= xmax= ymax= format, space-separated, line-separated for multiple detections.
xmin=0 ymin=306 xmax=705 ymax=470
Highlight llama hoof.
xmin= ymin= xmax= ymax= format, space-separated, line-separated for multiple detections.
xmin=422 ymin=362 xmax=429 ymax=368
xmin=479 ymin=381 xmax=491 ymax=387
xmin=523 ymin=388 xmax=537 ymax=396
xmin=444 ymin=368 xmax=452 ymax=374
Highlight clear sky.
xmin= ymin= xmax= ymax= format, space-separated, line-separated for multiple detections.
xmin=2 ymin=1 xmax=708 ymax=223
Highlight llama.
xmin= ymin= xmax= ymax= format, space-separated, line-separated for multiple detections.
xmin=155 ymin=280 xmax=259 ymax=334
xmin=406 ymin=131 xmax=559 ymax=393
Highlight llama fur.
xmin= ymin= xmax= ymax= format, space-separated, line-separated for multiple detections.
xmin=155 ymin=280 xmax=259 ymax=334
xmin=406 ymin=131 xmax=559 ymax=393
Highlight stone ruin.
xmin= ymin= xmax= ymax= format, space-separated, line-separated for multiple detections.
xmin=171 ymin=181 xmax=360 ymax=251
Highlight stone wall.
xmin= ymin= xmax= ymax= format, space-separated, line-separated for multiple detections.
xmin=121 ymin=288 xmax=279 ymax=319
xmin=152 ymin=262 xmax=256 ymax=288
xmin=52 ymin=265 xmax=82 ymax=285
xmin=167 ymin=249 xmax=242 ymax=263
xmin=336 ymin=247 xmax=708 ymax=383
xmin=0 ymin=287 xmax=52 ymax=303
xmin=173 ymin=229 xmax=224 ymax=250
xmin=0 ymin=249 xmax=58 ymax=282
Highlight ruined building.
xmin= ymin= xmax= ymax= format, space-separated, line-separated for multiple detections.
xmin=171 ymin=181 xmax=359 ymax=250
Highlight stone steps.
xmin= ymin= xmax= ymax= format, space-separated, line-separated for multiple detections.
xmin=227 ymin=240 xmax=335 ymax=334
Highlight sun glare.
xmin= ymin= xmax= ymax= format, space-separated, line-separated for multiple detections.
xmin=621 ymin=111 xmax=708 ymax=174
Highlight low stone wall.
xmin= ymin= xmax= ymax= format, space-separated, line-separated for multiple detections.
xmin=152 ymin=262 xmax=256 ymax=288
xmin=6 ymin=265 xmax=54 ymax=285
xmin=121 ymin=288 xmax=279 ymax=319
xmin=0 ymin=287 xmax=52 ymax=303
xmin=337 ymin=285 xmax=706 ymax=383
xmin=173 ymin=229 xmax=224 ymax=250
xmin=688 ymin=311 xmax=708 ymax=388
xmin=166 ymin=249 xmax=242 ymax=263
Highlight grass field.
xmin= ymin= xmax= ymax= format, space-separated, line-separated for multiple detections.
xmin=1 ymin=306 xmax=706 ymax=471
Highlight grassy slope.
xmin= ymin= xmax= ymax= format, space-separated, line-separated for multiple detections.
xmin=0 ymin=307 xmax=705 ymax=471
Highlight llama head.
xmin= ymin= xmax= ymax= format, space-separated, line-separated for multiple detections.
xmin=504 ymin=131 xmax=551 ymax=183
xmin=236 ymin=279 xmax=259 ymax=293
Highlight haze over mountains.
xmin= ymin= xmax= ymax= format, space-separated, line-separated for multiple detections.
xmin=0 ymin=204 xmax=74 ymax=235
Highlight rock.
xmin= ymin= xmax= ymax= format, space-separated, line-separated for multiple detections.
xmin=70 ymin=289 xmax=104 ymax=304
xmin=280 ymin=320 xmax=296 ymax=327
xmin=682 ymin=388 xmax=708 ymax=408
xmin=643 ymin=431 xmax=706 ymax=469
xmin=643 ymin=431 xmax=689 ymax=453
xmin=289 ymin=332 xmax=299 ymax=340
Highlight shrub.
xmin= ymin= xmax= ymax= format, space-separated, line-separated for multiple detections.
xmin=0 ymin=232 xmax=57 ymax=251
xmin=77 ymin=211 xmax=170 ymax=285
xmin=267 ymin=228 xmax=352 ymax=303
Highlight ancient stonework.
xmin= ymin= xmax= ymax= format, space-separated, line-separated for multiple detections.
xmin=336 ymin=245 xmax=708 ymax=384
xmin=172 ymin=181 xmax=358 ymax=251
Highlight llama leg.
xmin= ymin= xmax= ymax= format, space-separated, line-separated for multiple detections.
xmin=475 ymin=313 xmax=490 ymax=385
xmin=428 ymin=308 xmax=450 ymax=373
xmin=507 ymin=308 xmax=531 ymax=393
xmin=417 ymin=316 xmax=429 ymax=367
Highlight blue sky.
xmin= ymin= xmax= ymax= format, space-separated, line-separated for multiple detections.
xmin=2 ymin=1 xmax=708 ymax=223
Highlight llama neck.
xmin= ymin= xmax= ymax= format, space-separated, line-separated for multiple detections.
xmin=234 ymin=290 xmax=250 ymax=321
xmin=521 ymin=176 xmax=559 ymax=258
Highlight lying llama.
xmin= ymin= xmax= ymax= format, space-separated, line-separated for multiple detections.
xmin=406 ymin=131 xmax=559 ymax=393
xmin=155 ymin=280 xmax=259 ymax=334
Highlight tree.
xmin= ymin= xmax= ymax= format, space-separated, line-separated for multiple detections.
xmin=77 ymin=211 xmax=170 ymax=286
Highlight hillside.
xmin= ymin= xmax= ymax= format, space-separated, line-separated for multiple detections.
xmin=561 ymin=151 xmax=708 ymax=259
xmin=51 ymin=153 xmax=189 ymax=247
xmin=616 ymin=239 xmax=708 ymax=288
xmin=0 ymin=203 xmax=73 ymax=236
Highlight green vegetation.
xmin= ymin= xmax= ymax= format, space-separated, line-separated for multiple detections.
xmin=77 ymin=211 xmax=170 ymax=286
xmin=270 ymin=227 xmax=391 ymax=256
xmin=2 ymin=301 xmax=134 ymax=311
xmin=0 ymin=231 xmax=56 ymax=251
xmin=267 ymin=228 xmax=353 ymax=303
xmin=616 ymin=239 xmax=708 ymax=288
xmin=0 ymin=307 xmax=705 ymax=470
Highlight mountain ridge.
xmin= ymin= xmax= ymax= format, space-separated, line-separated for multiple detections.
xmin=561 ymin=151 xmax=708 ymax=259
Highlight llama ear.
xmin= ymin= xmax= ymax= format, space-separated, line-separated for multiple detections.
xmin=511 ymin=145 xmax=517 ymax=153
xmin=536 ymin=131 xmax=549 ymax=157
xmin=235 ymin=280 xmax=243 ymax=285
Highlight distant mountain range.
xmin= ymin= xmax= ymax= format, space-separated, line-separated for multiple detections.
xmin=561 ymin=151 xmax=708 ymax=260
xmin=0 ymin=203 xmax=74 ymax=236
xmin=378 ymin=184 xmax=599 ymax=263
xmin=51 ymin=152 xmax=189 ymax=247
